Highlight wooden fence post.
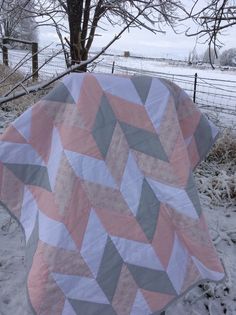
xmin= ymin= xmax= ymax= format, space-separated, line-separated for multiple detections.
xmin=193 ymin=72 xmax=198 ymax=103
xmin=112 ymin=61 xmax=115 ymax=73
xmin=32 ymin=42 xmax=38 ymax=81
xmin=2 ymin=38 xmax=9 ymax=66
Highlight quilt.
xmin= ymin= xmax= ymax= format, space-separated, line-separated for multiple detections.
xmin=0 ymin=73 xmax=225 ymax=315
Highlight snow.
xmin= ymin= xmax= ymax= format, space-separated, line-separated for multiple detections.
xmin=0 ymin=207 xmax=31 ymax=315
xmin=4 ymin=49 xmax=236 ymax=129
xmin=0 ymin=109 xmax=32 ymax=315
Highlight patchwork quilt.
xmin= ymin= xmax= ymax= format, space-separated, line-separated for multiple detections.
xmin=0 ymin=73 xmax=225 ymax=315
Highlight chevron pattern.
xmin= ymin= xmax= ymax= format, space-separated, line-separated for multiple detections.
xmin=0 ymin=73 xmax=224 ymax=315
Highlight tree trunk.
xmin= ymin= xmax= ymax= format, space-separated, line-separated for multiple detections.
xmin=79 ymin=48 xmax=88 ymax=72
xmin=67 ymin=0 xmax=86 ymax=71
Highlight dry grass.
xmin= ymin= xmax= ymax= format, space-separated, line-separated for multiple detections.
xmin=195 ymin=129 xmax=236 ymax=205
xmin=0 ymin=63 xmax=51 ymax=115
xmin=0 ymin=64 xmax=24 ymax=89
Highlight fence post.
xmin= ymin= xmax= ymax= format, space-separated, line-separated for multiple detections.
xmin=2 ymin=38 xmax=9 ymax=66
xmin=193 ymin=72 xmax=197 ymax=103
xmin=112 ymin=61 xmax=115 ymax=74
xmin=32 ymin=42 xmax=38 ymax=81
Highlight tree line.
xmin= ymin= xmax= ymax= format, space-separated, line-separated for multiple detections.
xmin=189 ymin=47 xmax=236 ymax=67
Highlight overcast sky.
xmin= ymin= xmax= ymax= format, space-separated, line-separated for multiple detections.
xmin=92 ymin=24 xmax=235 ymax=59
xmin=39 ymin=3 xmax=235 ymax=60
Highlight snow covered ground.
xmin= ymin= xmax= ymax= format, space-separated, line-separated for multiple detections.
xmin=0 ymin=204 xmax=31 ymax=315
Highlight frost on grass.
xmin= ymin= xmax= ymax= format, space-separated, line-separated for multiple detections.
xmin=0 ymin=205 xmax=31 ymax=315
xmin=0 ymin=64 xmax=50 ymax=115
xmin=195 ymin=129 xmax=236 ymax=205
xmin=167 ymin=129 xmax=236 ymax=315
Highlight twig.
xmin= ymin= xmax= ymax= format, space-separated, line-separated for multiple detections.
xmin=19 ymin=83 xmax=29 ymax=94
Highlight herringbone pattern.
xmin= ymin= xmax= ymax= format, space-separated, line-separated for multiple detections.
xmin=0 ymin=73 xmax=224 ymax=315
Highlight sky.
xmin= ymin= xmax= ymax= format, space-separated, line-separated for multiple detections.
xmin=93 ymin=24 xmax=236 ymax=60
xmin=38 ymin=2 xmax=236 ymax=61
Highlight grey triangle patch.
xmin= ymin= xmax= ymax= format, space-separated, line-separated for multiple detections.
xmin=25 ymin=213 xmax=39 ymax=272
xmin=4 ymin=163 xmax=52 ymax=192
xmin=131 ymin=76 xmax=153 ymax=104
xmin=136 ymin=178 xmax=160 ymax=241
xmin=68 ymin=299 xmax=117 ymax=315
xmin=43 ymin=83 xmax=75 ymax=104
xmin=119 ymin=122 xmax=168 ymax=161
xmin=127 ymin=264 xmax=177 ymax=296
xmin=185 ymin=174 xmax=202 ymax=216
xmin=194 ymin=115 xmax=213 ymax=161
xmin=92 ymin=94 xmax=117 ymax=158
xmin=96 ymin=237 xmax=123 ymax=302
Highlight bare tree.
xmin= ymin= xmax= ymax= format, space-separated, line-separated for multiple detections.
xmin=0 ymin=4 xmax=156 ymax=105
xmin=31 ymin=0 xmax=183 ymax=71
xmin=0 ymin=0 xmax=186 ymax=107
xmin=202 ymin=47 xmax=218 ymax=64
xmin=220 ymin=47 xmax=236 ymax=66
xmin=184 ymin=1 xmax=236 ymax=54
xmin=188 ymin=46 xmax=199 ymax=64
xmin=0 ymin=0 xmax=38 ymax=44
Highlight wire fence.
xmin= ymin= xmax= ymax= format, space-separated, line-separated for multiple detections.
xmin=1 ymin=47 xmax=236 ymax=129
xmin=95 ymin=62 xmax=236 ymax=129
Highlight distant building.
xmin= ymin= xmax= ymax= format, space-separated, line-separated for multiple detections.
xmin=124 ymin=51 xmax=130 ymax=57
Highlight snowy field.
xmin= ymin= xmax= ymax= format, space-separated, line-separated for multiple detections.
xmin=0 ymin=51 xmax=236 ymax=315
xmin=3 ymin=48 xmax=236 ymax=129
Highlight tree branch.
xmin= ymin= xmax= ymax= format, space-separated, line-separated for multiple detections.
xmin=0 ymin=1 xmax=153 ymax=106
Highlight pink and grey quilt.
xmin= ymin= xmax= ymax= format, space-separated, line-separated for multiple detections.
xmin=0 ymin=73 xmax=224 ymax=314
